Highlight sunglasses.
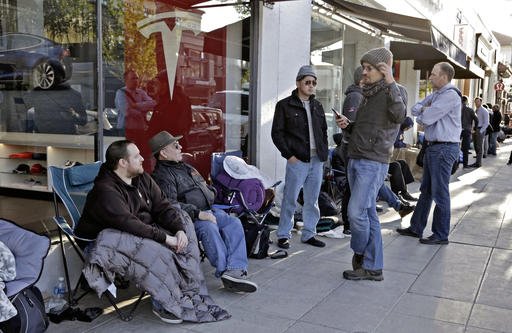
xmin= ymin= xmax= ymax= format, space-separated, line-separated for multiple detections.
xmin=303 ymin=80 xmax=317 ymax=87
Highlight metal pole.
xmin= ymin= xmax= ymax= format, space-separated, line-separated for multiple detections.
xmin=96 ymin=0 xmax=105 ymax=162
xmin=248 ymin=0 xmax=259 ymax=165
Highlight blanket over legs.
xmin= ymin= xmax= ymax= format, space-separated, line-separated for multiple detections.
xmin=83 ymin=222 xmax=230 ymax=323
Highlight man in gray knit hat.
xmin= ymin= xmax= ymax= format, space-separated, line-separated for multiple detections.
xmin=272 ymin=65 xmax=328 ymax=249
xmin=336 ymin=47 xmax=407 ymax=281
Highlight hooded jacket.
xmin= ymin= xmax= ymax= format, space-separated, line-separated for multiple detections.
xmin=271 ymin=89 xmax=328 ymax=162
xmin=75 ymin=165 xmax=185 ymax=244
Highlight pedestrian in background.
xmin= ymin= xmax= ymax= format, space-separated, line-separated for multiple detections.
xmin=488 ymin=104 xmax=502 ymax=156
xmin=469 ymin=97 xmax=488 ymax=168
xmin=460 ymin=96 xmax=478 ymax=169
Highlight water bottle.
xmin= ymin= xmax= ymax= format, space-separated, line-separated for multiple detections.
xmin=48 ymin=277 xmax=67 ymax=313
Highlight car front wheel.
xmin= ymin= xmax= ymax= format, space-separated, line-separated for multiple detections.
xmin=32 ymin=62 xmax=56 ymax=89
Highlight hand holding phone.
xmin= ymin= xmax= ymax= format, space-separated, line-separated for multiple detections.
xmin=332 ymin=108 xmax=342 ymax=119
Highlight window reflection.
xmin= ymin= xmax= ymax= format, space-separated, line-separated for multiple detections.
xmin=0 ymin=0 xmax=251 ymax=178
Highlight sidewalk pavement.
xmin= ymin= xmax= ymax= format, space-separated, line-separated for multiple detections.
xmin=49 ymin=140 xmax=512 ymax=333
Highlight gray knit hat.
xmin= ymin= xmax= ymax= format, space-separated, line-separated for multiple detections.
xmin=353 ymin=66 xmax=363 ymax=85
xmin=360 ymin=47 xmax=393 ymax=68
xmin=296 ymin=65 xmax=317 ymax=81
xmin=149 ymin=131 xmax=183 ymax=156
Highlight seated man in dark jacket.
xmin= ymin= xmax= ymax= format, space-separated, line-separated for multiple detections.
xmin=149 ymin=131 xmax=257 ymax=293
xmin=75 ymin=140 xmax=229 ymax=324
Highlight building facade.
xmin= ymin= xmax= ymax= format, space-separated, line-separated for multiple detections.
xmin=0 ymin=0 xmax=509 ymax=202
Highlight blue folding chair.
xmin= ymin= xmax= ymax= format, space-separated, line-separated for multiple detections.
xmin=49 ymin=161 xmax=145 ymax=321
xmin=49 ymin=162 xmax=101 ymax=306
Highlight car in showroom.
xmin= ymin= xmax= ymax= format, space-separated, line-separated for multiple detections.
xmin=0 ymin=33 xmax=72 ymax=90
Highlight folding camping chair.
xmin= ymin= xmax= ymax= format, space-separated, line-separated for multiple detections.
xmin=49 ymin=162 xmax=145 ymax=321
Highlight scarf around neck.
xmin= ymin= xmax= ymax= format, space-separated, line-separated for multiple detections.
xmin=362 ymin=79 xmax=387 ymax=98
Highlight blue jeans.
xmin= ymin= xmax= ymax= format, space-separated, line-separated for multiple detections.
xmin=277 ymin=156 xmax=324 ymax=242
xmin=409 ymin=143 xmax=459 ymax=240
xmin=378 ymin=184 xmax=401 ymax=211
xmin=347 ymin=158 xmax=388 ymax=271
xmin=194 ymin=208 xmax=247 ymax=277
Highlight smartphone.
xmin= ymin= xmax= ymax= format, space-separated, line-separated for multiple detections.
xmin=332 ymin=108 xmax=342 ymax=119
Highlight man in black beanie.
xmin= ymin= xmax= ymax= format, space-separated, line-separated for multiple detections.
xmin=336 ymin=47 xmax=407 ymax=281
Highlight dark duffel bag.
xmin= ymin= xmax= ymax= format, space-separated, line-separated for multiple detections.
xmin=0 ymin=285 xmax=49 ymax=333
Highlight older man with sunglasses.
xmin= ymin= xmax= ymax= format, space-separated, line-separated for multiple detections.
xmin=271 ymin=65 xmax=328 ymax=250
xmin=149 ymin=131 xmax=257 ymax=294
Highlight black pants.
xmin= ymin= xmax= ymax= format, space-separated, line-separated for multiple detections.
xmin=461 ymin=129 xmax=472 ymax=167
xmin=388 ymin=160 xmax=414 ymax=194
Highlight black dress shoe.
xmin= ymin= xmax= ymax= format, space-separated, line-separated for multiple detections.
xmin=468 ymin=163 xmax=480 ymax=168
xmin=399 ymin=191 xmax=418 ymax=202
xmin=277 ymin=238 xmax=290 ymax=249
xmin=303 ymin=237 xmax=325 ymax=247
xmin=396 ymin=227 xmax=420 ymax=238
xmin=398 ymin=204 xmax=415 ymax=218
xmin=419 ymin=235 xmax=448 ymax=245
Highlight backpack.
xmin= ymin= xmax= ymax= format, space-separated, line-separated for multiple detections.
xmin=241 ymin=218 xmax=270 ymax=259
xmin=0 ymin=285 xmax=49 ymax=333
xmin=214 ymin=170 xmax=265 ymax=214
xmin=298 ymin=190 xmax=340 ymax=217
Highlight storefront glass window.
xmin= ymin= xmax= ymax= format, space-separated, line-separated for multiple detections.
xmin=310 ymin=6 xmax=344 ymax=147
xmin=0 ymin=0 xmax=251 ymax=189
xmin=102 ymin=0 xmax=251 ymax=176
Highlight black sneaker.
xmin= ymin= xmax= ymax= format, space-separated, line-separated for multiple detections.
xmin=152 ymin=308 xmax=183 ymax=324
xmin=221 ymin=270 xmax=258 ymax=293
xmin=398 ymin=204 xmax=415 ymax=218
xmin=352 ymin=253 xmax=363 ymax=270
xmin=396 ymin=227 xmax=420 ymax=238
xmin=303 ymin=237 xmax=325 ymax=247
xmin=277 ymin=238 xmax=290 ymax=249
xmin=419 ymin=235 xmax=449 ymax=245
xmin=343 ymin=229 xmax=351 ymax=236
xmin=343 ymin=268 xmax=383 ymax=281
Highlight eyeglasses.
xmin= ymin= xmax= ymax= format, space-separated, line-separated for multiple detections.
xmin=303 ymin=80 xmax=317 ymax=87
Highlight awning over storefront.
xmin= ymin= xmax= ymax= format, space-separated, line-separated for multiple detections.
xmin=498 ymin=61 xmax=512 ymax=78
xmin=390 ymin=41 xmax=485 ymax=79
xmin=324 ymin=0 xmax=484 ymax=79
xmin=324 ymin=0 xmax=432 ymax=42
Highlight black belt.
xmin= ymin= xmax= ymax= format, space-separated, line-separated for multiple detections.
xmin=424 ymin=140 xmax=456 ymax=146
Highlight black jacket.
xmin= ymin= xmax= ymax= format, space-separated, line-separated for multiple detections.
xmin=461 ymin=105 xmax=478 ymax=131
xmin=75 ymin=165 xmax=185 ymax=244
xmin=491 ymin=109 xmax=502 ymax=133
xmin=152 ymin=160 xmax=216 ymax=220
xmin=271 ymin=89 xmax=328 ymax=162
